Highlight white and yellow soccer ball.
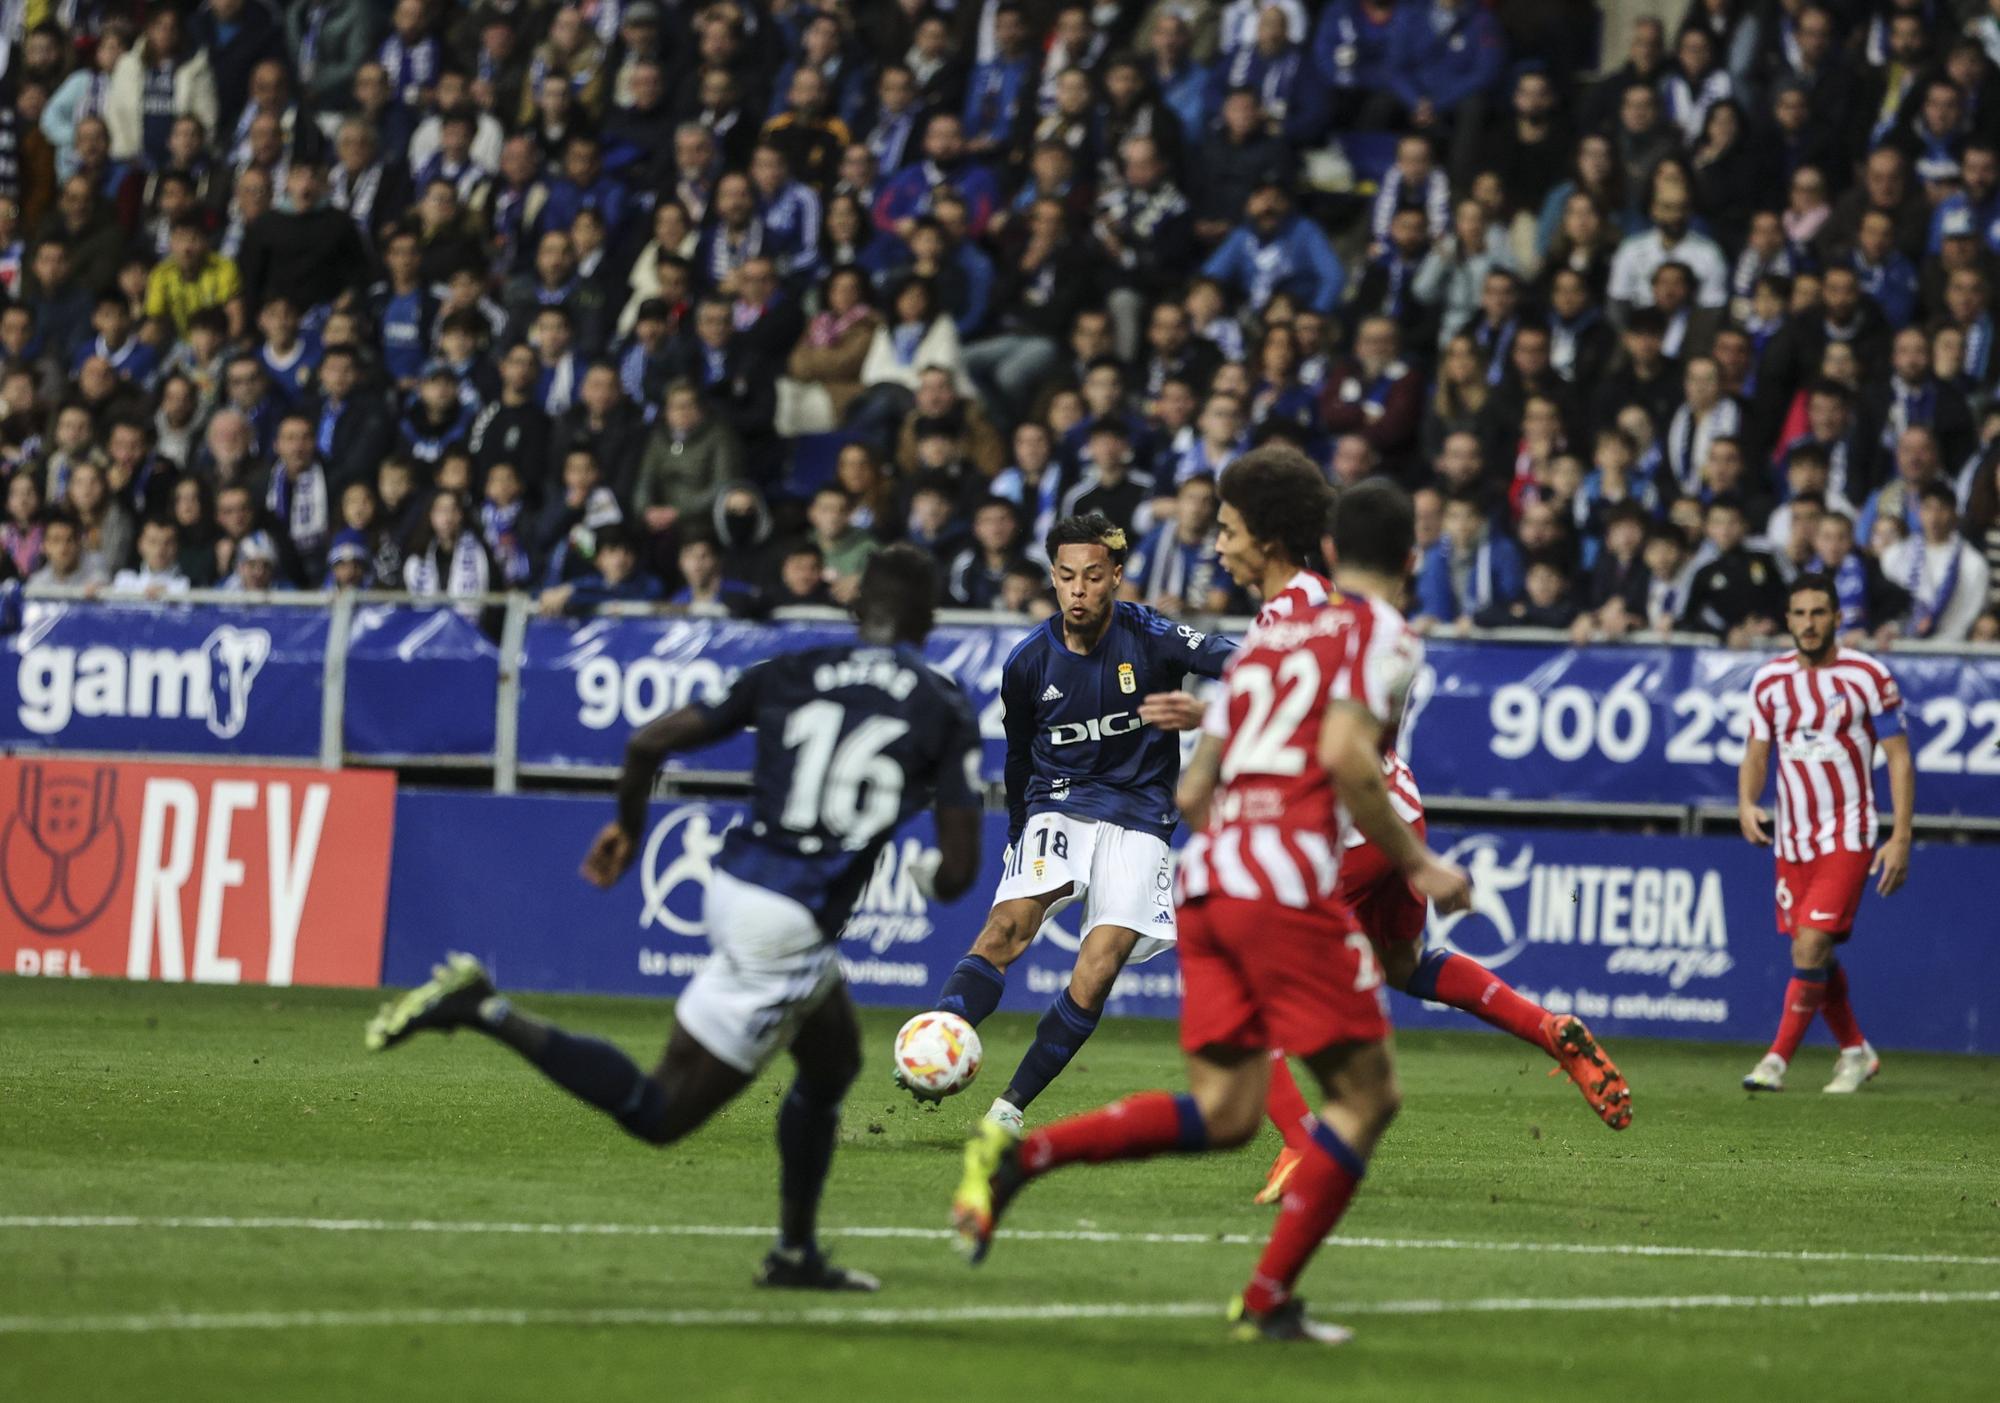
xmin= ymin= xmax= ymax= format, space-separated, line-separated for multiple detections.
xmin=893 ymin=1011 xmax=983 ymax=1099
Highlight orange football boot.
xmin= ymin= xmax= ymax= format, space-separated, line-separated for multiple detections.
xmin=1543 ymin=1014 xmax=1633 ymax=1130
xmin=1254 ymin=1146 xmax=1304 ymax=1205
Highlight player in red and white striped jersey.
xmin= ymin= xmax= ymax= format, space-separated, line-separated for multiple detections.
xmin=951 ymin=451 xmax=1474 ymax=1344
xmin=1738 ymin=573 xmax=1915 ymax=1094
xmin=1217 ymin=476 xmax=1640 ymax=1201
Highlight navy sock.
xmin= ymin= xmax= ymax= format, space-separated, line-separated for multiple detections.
xmin=776 ymin=1080 xmax=842 ymax=1253
xmin=1003 ymin=990 xmax=1101 ymax=1108
xmin=936 ymin=955 xmax=1006 ymax=1025
xmin=532 ymin=1029 xmax=669 ymax=1143
xmin=1406 ymin=949 xmax=1451 ymax=1000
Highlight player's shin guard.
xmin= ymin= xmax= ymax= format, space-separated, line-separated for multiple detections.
xmin=1002 ymin=989 xmax=1100 ymax=1108
xmin=1821 ymin=961 xmax=1866 ymax=1050
xmin=1407 ymin=950 xmax=1550 ymax=1048
xmin=1019 ymin=1091 xmax=1207 ymax=1174
xmin=936 ymin=955 xmax=1006 ymax=1025
xmin=1770 ymin=966 xmax=1829 ymax=1062
xmin=1264 ymin=1053 xmax=1315 ymax=1153
xmin=1242 ymin=1121 xmax=1367 ymax=1315
xmin=776 ymin=1080 xmax=841 ymax=1253
xmin=526 ymin=1027 xmax=671 ymax=1142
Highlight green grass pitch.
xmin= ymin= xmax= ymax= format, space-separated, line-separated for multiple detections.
xmin=3 ymin=976 xmax=1998 ymax=1403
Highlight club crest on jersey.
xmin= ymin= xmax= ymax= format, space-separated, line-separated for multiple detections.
xmin=1117 ymin=662 xmax=1136 ymax=694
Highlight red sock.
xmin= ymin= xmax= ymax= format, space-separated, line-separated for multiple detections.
xmin=1821 ymin=963 xmax=1865 ymax=1049
xmin=1264 ymin=1053 xmax=1314 ymax=1154
xmin=1020 ymin=1091 xmax=1201 ymax=1175
xmin=1769 ymin=973 xmax=1828 ymax=1062
xmin=1426 ymin=952 xmax=1550 ymax=1048
xmin=1242 ymin=1126 xmax=1366 ymax=1314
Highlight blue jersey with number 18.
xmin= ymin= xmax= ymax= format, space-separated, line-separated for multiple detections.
xmin=1001 ymin=602 xmax=1236 ymax=843
xmin=690 ymin=642 xmax=983 ymax=938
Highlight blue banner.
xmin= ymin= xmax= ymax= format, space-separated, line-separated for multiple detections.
xmin=1407 ymin=641 xmax=2000 ymax=818
xmin=384 ymin=791 xmax=2000 ymax=1055
xmin=0 ymin=601 xmax=326 ymax=757
xmin=343 ymin=606 xmax=500 ymax=758
xmin=515 ymin=616 xmax=1031 ymax=775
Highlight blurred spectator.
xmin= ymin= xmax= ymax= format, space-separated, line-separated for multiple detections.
xmin=669 ymin=531 xmax=755 ymax=609
xmin=1416 ymin=490 xmax=1525 ymax=633
xmin=1124 ymin=471 xmax=1223 ymax=614
xmin=540 ymin=524 xmax=665 ymax=616
xmin=403 ymin=488 xmax=491 ymax=603
xmin=632 ymin=377 xmax=743 ymax=541
xmin=1880 ymin=483 xmax=1990 ymax=642
xmin=806 ymin=485 xmax=879 ymax=602
xmin=776 ymin=268 xmax=880 ymax=435
xmin=27 ymin=509 xmax=100 ymax=589
xmin=111 ymin=517 xmax=191 ymax=596
xmin=1679 ymin=496 xmax=1783 ymax=645
xmin=946 ymin=497 xmax=1027 ymax=609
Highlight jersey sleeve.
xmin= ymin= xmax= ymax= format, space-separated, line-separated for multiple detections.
xmin=933 ymin=686 xmax=985 ymax=811
xmin=690 ymin=656 xmax=770 ymax=738
xmin=1147 ymin=608 xmax=1235 ymax=680
xmin=1747 ymin=675 xmax=1773 ymax=742
xmin=1347 ymin=609 xmax=1423 ymax=730
xmin=1864 ymin=662 xmax=1906 ymax=736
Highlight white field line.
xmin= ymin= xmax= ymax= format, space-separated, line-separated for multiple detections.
xmin=4 ymin=1215 xmax=1999 ymax=1270
xmin=3 ymin=1291 xmax=2000 ymax=1336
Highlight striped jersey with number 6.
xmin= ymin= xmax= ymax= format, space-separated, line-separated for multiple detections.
xmin=1748 ymin=648 xmax=1903 ymax=863
xmin=1180 ymin=593 xmax=1422 ymax=910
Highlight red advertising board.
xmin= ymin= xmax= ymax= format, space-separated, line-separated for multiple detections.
xmin=1 ymin=758 xmax=394 ymax=987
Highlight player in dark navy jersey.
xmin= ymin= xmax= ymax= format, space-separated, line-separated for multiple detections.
xmin=365 ymin=546 xmax=981 ymax=1292
xmin=906 ymin=512 xmax=1234 ymax=1133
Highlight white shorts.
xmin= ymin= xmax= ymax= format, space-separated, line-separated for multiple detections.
xmin=676 ymin=867 xmax=843 ymax=1075
xmin=993 ymin=812 xmax=1177 ymax=963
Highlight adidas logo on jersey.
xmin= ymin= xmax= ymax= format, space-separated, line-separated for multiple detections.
xmin=1040 ymin=684 xmax=1064 ymax=702
xmin=1153 ymin=910 xmax=1175 ymax=925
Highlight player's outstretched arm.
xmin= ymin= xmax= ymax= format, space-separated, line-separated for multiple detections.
xmin=581 ymin=706 xmax=718 ymax=889
xmin=1319 ymin=701 xmax=1470 ymax=915
xmin=1176 ymin=732 xmax=1223 ymax=831
xmin=1737 ymin=735 xmax=1772 ymax=846
xmin=1872 ymin=732 xmax=1915 ymax=896
xmin=926 ymin=806 xmax=983 ymax=903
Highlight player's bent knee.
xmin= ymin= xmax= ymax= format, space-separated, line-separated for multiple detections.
xmin=615 ymin=1077 xmax=684 ymax=1146
xmin=1378 ymin=941 xmax=1421 ymax=991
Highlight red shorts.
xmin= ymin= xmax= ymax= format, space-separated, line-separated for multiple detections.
xmin=1338 ymin=825 xmax=1429 ymax=948
xmin=1775 ymin=850 xmax=1873 ymax=937
xmin=1177 ymin=895 xmax=1392 ymax=1056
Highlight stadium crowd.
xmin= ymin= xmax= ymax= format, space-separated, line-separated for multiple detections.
xmin=2 ymin=0 xmax=1999 ymax=646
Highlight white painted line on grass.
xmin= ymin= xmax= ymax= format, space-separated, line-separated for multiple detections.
xmin=4 ymin=1216 xmax=1998 ymax=1270
xmin=4 ymin=1291 xmax=2000 ymax=1337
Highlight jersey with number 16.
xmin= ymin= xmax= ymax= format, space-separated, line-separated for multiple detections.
xmin=692 ymin=643 xmax=984 ymax=938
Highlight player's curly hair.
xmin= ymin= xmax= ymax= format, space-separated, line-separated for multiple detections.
xmin=1219 ymin=445 xmax=1330 ymax=569
xmin=1044 ymin=512 xmax=1129 ymax=565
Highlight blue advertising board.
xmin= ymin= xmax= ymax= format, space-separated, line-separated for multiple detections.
xmin=514 ymin=617 xmax=1032 ymax=774
xmin=384 ymin=790 xmax=2000 ymax=1055
xmin=343 ymin=605 xmax=500 ymax=758
xmin=1408 ymin=641 xmax=2000 ymax=818
xmin=0 ymin=601 xmax=326 ymax=758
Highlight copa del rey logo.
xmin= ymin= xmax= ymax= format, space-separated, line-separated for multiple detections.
xmin=16 ymin=624 xmax=272 ymax=738
xmin=1428 ymin=834 xmax=1734 ymax=989
xmin=636 ymin=805 xmax=941 ymax=955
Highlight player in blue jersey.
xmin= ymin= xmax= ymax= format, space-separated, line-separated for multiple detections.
xmin=902 ymin=511 xmax=1234 ymax=1133
xmin=364 ymin=546 xmax=982 ymax=1291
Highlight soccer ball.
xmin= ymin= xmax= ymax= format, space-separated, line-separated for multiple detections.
xmin=893 ymin=1012 xmax=982 ymax=1099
